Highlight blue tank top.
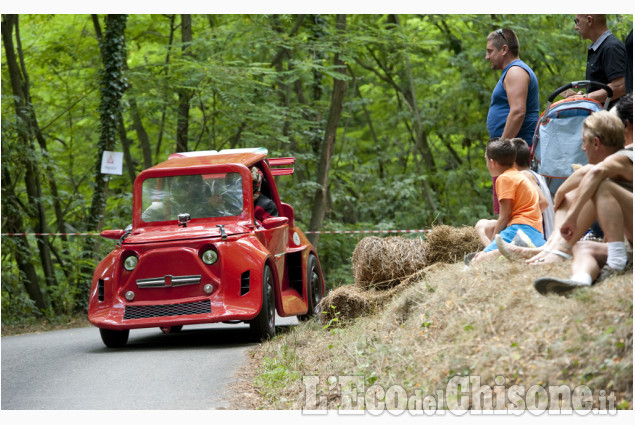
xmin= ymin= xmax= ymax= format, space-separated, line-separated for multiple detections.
xmin=487 ymin=59 xmax=540 ymax=146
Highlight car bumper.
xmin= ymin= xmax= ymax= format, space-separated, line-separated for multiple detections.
xmin=89 ymin=293 xmax=263 ymax=330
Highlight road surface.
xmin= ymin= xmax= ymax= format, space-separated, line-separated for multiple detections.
xmin=1 ymin=316 xmax=296 ymax=410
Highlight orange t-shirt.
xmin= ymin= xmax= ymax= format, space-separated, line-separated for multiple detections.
xmin=495 ymin=168 xmax=543 ymax=233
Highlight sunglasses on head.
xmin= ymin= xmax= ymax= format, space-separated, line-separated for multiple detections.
xmin=496 ymin=29 xmax=508 ymax=45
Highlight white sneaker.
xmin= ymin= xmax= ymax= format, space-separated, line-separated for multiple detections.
xmin=511 ymin=229 xmax=535 ymax=248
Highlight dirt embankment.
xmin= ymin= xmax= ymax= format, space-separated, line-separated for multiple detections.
xmin=230 ymin=226 xmax=633 ymax=410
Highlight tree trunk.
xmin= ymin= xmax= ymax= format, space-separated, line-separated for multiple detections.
xmin=156 ymin=14 xmax=176 ymax=159
xmin=2 ymin=14 xmax=58 ymax=295
xmin=308 ymin=14 xmax=347 ymax=248
xmin=93 ymin=14 xmax=136 ymax=182
xmin=1 ymin=166 xmax=50 ymax=311
xmin=129 ymin=96 xmax=153 ymax=169
xmin=176 ymin=14 xmax=192 ymax=152
xmin=117 ymin=113 xmax=137 ymax=183
xmin=79 ymin=14 xmax=128 ymax=308
xmin=15 ymin=17 xmax=68 ymax=245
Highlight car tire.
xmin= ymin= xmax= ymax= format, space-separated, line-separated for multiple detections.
xmin=298 ymin=254 xmax=323 ymax=321
xmin=99 ymin=328 xmax=129 ymax=348
xmin=160 ymin=325 xmax=183 ymax=334
xmin=249 ymin=265 xmax=276 ymax=341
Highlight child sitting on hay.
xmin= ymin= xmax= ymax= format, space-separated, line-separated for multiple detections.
xmin=471 ymin=138 xmax=546 ymax=263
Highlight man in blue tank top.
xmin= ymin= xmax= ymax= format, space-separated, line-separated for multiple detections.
xmin=486 ymin=28 xmax=540 ymax=146
xmin=486 ymin=28 xmax=540 ymax=214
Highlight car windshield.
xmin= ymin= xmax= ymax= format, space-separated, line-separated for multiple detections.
xmin=141 ymin=172 xmax=244 ymax=222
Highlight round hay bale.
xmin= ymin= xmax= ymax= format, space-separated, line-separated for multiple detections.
xmin=424 ymin=225 xmax=482 ymax=265
xmin=318 ymin=270 xmax=426 ymax=326
xmin=318 ymin=285 xmax=377 ymax=325
xmin=352 ymin=236 xmax=427 ymax=290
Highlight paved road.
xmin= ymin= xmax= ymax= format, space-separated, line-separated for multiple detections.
xmin=1 ymin=316 xmax=296 ymax=410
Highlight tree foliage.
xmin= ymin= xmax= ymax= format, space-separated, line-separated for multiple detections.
xmin=2 ymin=14 xmax=632 ymax=324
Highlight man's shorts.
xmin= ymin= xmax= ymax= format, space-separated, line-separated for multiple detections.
xmin=483 ymin=224 xmax=546 ymax=252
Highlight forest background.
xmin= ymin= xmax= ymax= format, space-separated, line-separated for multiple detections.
xmin=1 ymin=13 xmax=633 ymax=326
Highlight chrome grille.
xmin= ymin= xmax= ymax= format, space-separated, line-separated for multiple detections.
xmin=123 ymin=300 xmax=211 ymax=320
xmin=136 ymin=274 xmax=201 ymax=288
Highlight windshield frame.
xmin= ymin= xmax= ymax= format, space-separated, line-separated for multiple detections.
xmin=133 ymin=163 xmax=253 ymax=228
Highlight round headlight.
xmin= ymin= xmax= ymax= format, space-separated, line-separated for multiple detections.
xmin=124 ymin=255 xmax=138 ymax=271
xmin=202 ymin=249 xmax=218 ymax=265
xmin=125 ymin=291 xmax=135 ymax=301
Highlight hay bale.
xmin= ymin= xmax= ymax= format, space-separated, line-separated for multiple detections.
xmin=319 ymin=285 xmax=377 ymax=325
xmin=321 ymin=226 xmax=482 ymax=326
xmin=424 ymin=225 xmax=482 ymax=265
xmin=318 ymin=266 xmax=431 ymax=325
xmin=352 ymin=236 xmax=427 ymax=290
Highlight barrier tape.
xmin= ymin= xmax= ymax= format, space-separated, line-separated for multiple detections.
xmin=2 ymin=229 xmax=430 ymax=237
xmin=305 ymin=229 xmax=430 ymax=234
xmin=1 ymin=233 xmax=101 ymax=236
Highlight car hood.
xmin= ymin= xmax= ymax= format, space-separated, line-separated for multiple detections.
xmin=123 ymin=223 xmax=250 ymax=244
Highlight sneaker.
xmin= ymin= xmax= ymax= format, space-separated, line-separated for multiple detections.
xmin=511 ymin=229 xmax=535 ymax=248
xmin=464 ymin=251 xmax=479 ymax=265
xmin=534 ymin=277 xmax=590 ymax=295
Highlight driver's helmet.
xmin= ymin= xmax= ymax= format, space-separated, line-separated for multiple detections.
xmin=251 ymin=167 xmax=263 ymax=194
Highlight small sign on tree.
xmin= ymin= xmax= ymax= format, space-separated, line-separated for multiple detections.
xmin=101 ymin=151 xmax=124 ymax=175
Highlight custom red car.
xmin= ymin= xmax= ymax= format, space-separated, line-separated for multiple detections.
xmin=88 ymin=148 xmax=324 ymax=348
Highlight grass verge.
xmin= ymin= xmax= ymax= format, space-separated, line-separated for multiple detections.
xmin=1 ymin=314 xmax=91 ymax=337
xmin=233 ymin=259 xmax=633 ymax=410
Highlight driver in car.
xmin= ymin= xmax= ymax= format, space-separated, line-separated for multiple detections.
xmin=142 ymin=174 xmax=208 ymax=221
xmin=251 ymin=167 xmax=278 ymax=222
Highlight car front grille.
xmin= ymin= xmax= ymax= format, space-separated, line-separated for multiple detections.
xmin=123 ymin=300 xmax=211 ymax=320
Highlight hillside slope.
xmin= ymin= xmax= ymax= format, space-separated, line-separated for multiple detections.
xmin=231 ymin=259 xmax=632 ymax=411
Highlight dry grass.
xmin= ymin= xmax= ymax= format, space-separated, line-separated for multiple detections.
xmin=238 ymin=257 xmax=633 ymax=410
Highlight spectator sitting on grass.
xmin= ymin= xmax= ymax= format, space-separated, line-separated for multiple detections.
xmin=496 ymin=109 xmax=630 ymax=271
xmin=471 ymin=138 xmax=545 ymax=263
xmin=531 ymin=101 xmax=632 ymax=294
xmin=475 ymin=137 xmax=554 ymax=247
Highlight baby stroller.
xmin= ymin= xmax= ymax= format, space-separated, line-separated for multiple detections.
xmin=530 ymin=80 xmax=613 ymax=196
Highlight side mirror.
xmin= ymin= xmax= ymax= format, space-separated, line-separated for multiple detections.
xmin=262 ymin=216 xmax=288 ymax=230
xmin=101 ymin=229 xmax=125 ymax=240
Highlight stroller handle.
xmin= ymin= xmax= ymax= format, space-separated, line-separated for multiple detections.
xmin=548 ymin=80 xmax=613 ymax=104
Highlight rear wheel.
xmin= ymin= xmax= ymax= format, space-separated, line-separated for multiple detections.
xmin=99 ymin=328 xmax=129 ymax=348
xmin=299 ymin=254 xmax=323 ymax=321
xmin=250 ymin=265 xmax=276 ymax=341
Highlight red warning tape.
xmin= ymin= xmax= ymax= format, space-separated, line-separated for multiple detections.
xmin=2 ymin=229 xmax=430 ymax=237
xmin=1 ymin=233 xmax=101 ymax=236
xmin=305 ymin=229 xmax=430 ymax=234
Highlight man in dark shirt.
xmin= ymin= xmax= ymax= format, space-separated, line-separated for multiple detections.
xmin=567 ymin=14 xmax=626 ymax=107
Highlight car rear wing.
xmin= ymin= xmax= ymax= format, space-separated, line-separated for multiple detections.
xmin=268 ymin=157 xmax=295 ymax=176
xmin=167 ymin=148 xmax=295 ymax=175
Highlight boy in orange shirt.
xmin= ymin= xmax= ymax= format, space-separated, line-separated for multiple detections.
xmin=472 ymin=138 xmax=546 ymax=263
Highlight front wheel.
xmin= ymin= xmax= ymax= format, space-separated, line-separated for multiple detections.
xmin=249 ymin=265 xmax=276 ymax=341
xmin=99 ymin=328 xmax=129 ymax=348
xmin=299 ymin=254 xmax=323 ymax=321
xmin=160 ymin=325 xmax=183 ymax=334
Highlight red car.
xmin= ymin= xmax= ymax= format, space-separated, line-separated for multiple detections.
xmin=88 ymin=148 xmax=324 ymax=348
